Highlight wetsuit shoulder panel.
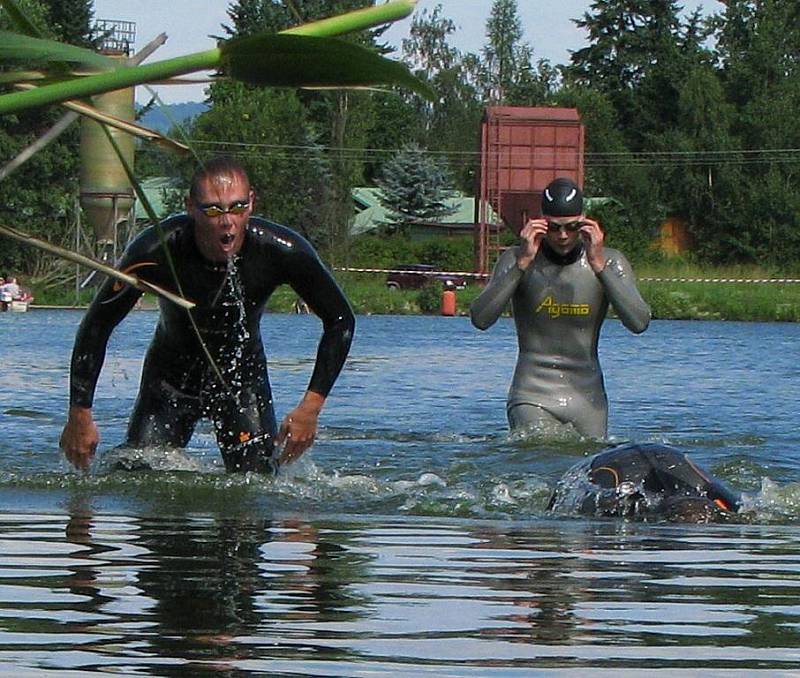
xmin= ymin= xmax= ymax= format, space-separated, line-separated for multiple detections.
xmin=470 ymin=247 xmax=524 ymax=330
xmin=245 ymin=218 xmax=355 ymax=398
xmin=595 ymin=247 xmax=650 ymax=334
xmin=69 ymin=216 xmax=189 ymax=408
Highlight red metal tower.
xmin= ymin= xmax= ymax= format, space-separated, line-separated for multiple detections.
xmin=476 ymin=106 xmax=585 ymax=274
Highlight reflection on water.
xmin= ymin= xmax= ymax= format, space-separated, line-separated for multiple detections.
xmin=2 ymin=312 xmax=800 ymax=672
xmin=1 ymin=508 xmax=800 ymax=675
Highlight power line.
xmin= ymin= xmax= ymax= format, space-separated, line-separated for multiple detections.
xmin=170 ymin=138 xmax=800 ymax=160
xmin=137 ymin=138 xmax=800 ymax=167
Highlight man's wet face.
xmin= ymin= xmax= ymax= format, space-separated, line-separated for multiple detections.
xmin=188 ymin=172 xmax=253 ymax=262
xmin=545 ymin=215 xmax=583 ymax=255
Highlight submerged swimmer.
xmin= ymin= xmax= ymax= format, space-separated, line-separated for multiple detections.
xmin=547 ymin=443 xmax=742 ymax=522
xmin=59 ymin=157 xmax=355 ymax=473
xmin=470 ymin=177 xmax=650 ymax=439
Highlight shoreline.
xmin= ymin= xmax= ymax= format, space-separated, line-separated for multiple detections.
xmin=21 ymin=277 xmax=800 ymax=323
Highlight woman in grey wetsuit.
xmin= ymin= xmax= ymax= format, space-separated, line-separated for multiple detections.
xmin=470 ymin=178 xmax=650 ymax=439
xmin=60 ymin=158 xmax=354 ymax=473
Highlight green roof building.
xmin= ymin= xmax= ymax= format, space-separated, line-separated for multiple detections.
xmin=351 ymin=187 xmax=498 ymax=239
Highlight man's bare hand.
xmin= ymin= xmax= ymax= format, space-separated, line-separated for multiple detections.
xmin=60 ymin=406 xmax=99 ymax=471
xmin=579 ymin=218 xmax=607 ymax=272
xmin=517 ymin=218 xmax=548 ymax=270
xmin=275 ymin=391 xmax=326 ymax=466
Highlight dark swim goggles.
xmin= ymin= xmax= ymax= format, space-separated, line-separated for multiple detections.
xmin=197 ymin=200 xmax=250 ymax=218
xmin=546 ymin=219 xmax=584 ymax=232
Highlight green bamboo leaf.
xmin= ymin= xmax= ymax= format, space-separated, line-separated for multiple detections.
xmin=0 ymin=30 xmax=115 ymax=69
xmin=0 ymin=48 xmax=221 ymax=114
xmin=0 ymin=1 xmax=432 ymax=115
xmin=0 ymin=0 xmax=43 ymax=37
xmin=0 ymin=35 xmax=433 ymax=115
xmin=222 ymin=34 xmax=434 ymax=100
xmin=282 ymin=0 xmax=416 ymax=37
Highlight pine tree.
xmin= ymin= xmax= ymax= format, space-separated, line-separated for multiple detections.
xmin=707 ymin=0 xmax=800 ymax=264
xmin=399 ymin=4 xmax=481 ymax=191
xmin=479 ymin=0 xmax=549 ymax=105
xmin=565 ymin=0 xmax=709 ymax=147
xmin=376 ymin=143 xmax=456 ymax=235
xmin=47 ymin=0 xmax=93 ymax=46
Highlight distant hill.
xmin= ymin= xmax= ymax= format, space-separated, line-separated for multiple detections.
xmin=136 ymin=101 xmax=208 ymax=134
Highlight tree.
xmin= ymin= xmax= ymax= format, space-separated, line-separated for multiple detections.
xmin=191 ymin=80 xmax=330 ymax=243
xmin=402 ymin=3 xmax=461 ymax=77
xmin=0 ymin=0 xmax=93 ymax=279
xmin=707 ymin=0 xmax=800 ymax=264
xmin=46 ymin=0 xmax=93 ymax=47
xmin=222 ymin=0 xmax=293 ymax=36
xmin=478 ymin=0 xmax=550 ymax=105
xmin=566 ymin=0 xmax=702 ymax=148
xmin=563 ymin=0 xmax=738 ymax=263
xmin=205 ymin=0 xmax=388 ymax=257
xmin=375 ymin=143 xmax=456 ymax=235
xmin=652 ymin=65 xmax=744 ymax=263
xmin=400 ymin=4 xmax=482 ymax=191
xmin=360 ymin=90 xmax=421 ymax=183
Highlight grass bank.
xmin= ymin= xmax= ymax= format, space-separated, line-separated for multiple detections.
xmin=291 ymin=272 xmax=800 ymax=322
xmin=636 ymin=262 xmax=800 ymax=322
xmin=639 ymin=281 xmax=800 ymax=321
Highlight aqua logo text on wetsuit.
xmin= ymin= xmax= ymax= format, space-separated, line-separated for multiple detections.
xmin=535 ymin=295 xmax=591 ymax=319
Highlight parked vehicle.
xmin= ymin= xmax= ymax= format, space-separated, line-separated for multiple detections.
xmin=386 ymin=264 xmax=469 ymax=291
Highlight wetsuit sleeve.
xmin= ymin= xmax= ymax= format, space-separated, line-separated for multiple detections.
xmin=68 ymin=250 xmax=147 ymax=408
xmin=470 ymin=247 xmax=524 ymax=330
xmin=596 ymin=251 xmax=650 ymax=334
xmin=281 ymin=241 xmax=355 ymax=397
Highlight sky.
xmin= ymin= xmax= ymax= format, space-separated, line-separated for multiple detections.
xmin=92 ymin=0 xmax=722 ymax=104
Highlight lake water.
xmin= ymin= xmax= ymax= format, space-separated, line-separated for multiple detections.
xmin=1 ymin=310 xmax=799 ymax=675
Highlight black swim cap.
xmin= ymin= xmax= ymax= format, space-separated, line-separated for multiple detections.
xmin=542 ymin=178 xmax=583 ymax=217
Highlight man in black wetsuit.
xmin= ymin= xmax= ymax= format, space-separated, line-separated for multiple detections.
xmin=547 ymin=443 xmax=742 ymax=522
xmin=471 ymin=178 xmax=650 ymax=439
xmin=60 ymin=157 xmax=355 ymax=473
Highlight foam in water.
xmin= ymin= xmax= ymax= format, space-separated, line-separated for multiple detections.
xmin=99 ymin=446 xmax=207 ymax=473
xmin=744 ymin=477 xmax=800 ymax=521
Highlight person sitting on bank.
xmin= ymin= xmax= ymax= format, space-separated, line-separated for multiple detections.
xmin=470 ymin=177 xmax=650 ymax=439
xmin=0 ymin=276 xmax=20 ymax=300
xmin=60 ymin=156 xmax=355 ymax=473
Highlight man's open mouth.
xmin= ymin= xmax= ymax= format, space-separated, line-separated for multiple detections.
xmin=220 ymin=233 xmax=236 ymax=246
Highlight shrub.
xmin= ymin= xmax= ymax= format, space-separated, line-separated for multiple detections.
xmin=416 ymin=284 xmax=442 ymax=314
